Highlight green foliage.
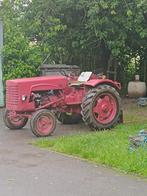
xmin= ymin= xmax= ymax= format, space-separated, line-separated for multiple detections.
xmin=3 ymin=24 xmax=42 ymax=80
xmin=23 ymin=0 xmax=67 ymax=63
xmin=1 ymin=0 xmax=42 ymax=80
xmin=1 ymin=0 xmax=66 ymax=80
xmin=1 ymin=0 xmax=147 ymax=88
xmin=54 ymin=0 xmax=147 ymax=83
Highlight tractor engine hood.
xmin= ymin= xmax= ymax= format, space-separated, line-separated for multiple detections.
xmin=7 ymin=76 xmax=68 ymax=91
xmin=6 ymin=76 xmax=68 ymax=112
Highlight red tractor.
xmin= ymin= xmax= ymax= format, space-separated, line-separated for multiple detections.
xmin=4 ymin=72 xmax=122 ymax=137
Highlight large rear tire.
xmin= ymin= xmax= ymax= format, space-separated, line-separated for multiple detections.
xmin=30 ymin=109 xmax=56 ymax=137
xmin=81 ymin=85 xmax=121 ymax=130
xmin=3 ymin=109 xmax=28 ymax=129
xmin=56 ymin=112 xmax=82 ymax=124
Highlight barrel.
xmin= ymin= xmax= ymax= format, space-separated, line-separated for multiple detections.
xmin=128 ymin=75 xmax=146 ymax=98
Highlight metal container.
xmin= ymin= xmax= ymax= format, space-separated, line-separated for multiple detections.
xmin=128 ymin=75 xmax=146 ymax=98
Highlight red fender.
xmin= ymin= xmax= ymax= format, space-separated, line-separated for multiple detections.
xmin=84 ymin=79 xmax=121 ymax=90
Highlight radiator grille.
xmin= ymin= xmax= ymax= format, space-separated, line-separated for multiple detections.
xmin=6 ymin=84 xmax=19 ymax=107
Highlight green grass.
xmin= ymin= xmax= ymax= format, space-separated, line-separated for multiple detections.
xmin=34 ymin=123 xmax=147 ymax=177
xmin=33 ymin=98 xmax=147 ymax=177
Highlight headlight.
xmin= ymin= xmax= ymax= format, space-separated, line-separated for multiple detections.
xmin=22 ymin=95 xmax=27 ymax=101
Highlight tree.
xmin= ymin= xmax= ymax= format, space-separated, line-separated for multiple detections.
xmin=23 ymin=0 xmax=66 ymax=63
xmin=0 ymin=0 xmax=42 ymax=80
xmin=1 ymin=0 xmax=147 ymax=92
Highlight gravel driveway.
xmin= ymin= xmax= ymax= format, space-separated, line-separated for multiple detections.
xmin=0 ymin=109 xmax=147 ymax=196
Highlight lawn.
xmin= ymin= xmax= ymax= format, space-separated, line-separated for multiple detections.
xmin=34 ymin=99 xmax=147 ymax=177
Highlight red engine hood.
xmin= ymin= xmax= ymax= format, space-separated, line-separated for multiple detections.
xmin=7 ymin=75 xmax=68 ymax=91
xmin=6 ymin=75 xmax=68 ymax=112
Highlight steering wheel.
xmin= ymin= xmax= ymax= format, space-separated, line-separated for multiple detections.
xmin=60 ymin=70 xmax=69 ymax=77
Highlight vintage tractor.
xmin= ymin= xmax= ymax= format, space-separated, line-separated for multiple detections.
xmin=4 ymin=71 xmax=122 ymax=137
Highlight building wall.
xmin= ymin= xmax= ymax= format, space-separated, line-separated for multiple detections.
xmin=0 ymin=19 xmax=4 ymax=107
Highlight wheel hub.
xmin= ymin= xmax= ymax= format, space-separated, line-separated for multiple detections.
xmin=101 ymin=104 xmax=109 ymax=113
xmin=9 ymin=111 xmax=25 ymax=126
xmin=93 ymin=94 xmax=117 ymax=124
xmin=37 ymin=116 xmax=53 ymax=134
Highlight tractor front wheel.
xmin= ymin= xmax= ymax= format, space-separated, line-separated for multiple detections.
xmin=3 ymin=109 xmax=28 ymax=129
xmin=81 ymin=85 xmax=121 ymax=130
xmin=30 ymin=109 xmax=56 ymax=137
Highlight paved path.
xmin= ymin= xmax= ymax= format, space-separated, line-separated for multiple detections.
xmin=0 ymin=109 xmax=147 ymax=196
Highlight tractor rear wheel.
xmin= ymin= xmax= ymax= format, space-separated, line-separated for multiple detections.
xmin=3 ymin=109 xmax=28 ymax=129
xmin=56 ymin=112 xmax=82 ymax=124
xmin=30 ymin=109 xmax=56 ymax=137
xmin=81 ymin=85 xmax=121 ymax=130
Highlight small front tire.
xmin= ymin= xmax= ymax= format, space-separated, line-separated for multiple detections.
xmin=30 ymin=109 xmax=56 ymax=137
xmin=3 ymin=109 xmax=28 ymax=130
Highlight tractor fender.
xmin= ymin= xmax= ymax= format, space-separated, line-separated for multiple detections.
xmin=84 ymin=79 xmax=121 ymax=90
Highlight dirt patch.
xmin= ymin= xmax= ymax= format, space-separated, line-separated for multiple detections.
xmin=122 ymin=98 xmax=147 ymax=123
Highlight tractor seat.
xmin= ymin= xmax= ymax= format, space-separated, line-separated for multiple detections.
xmin=69 ymin=72 xmax=92 ymax=86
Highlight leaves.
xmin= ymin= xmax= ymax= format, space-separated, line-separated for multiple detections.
xmin=0 ymin=0 xmax=147 ymax=88
xmin=127 ymin=10 xmax=133 ymax=17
